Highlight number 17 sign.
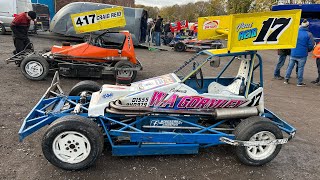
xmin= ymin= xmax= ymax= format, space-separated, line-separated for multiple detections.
xmin=70 ymin=6 xmax=126 ymax=34
xmin=198 ymin=10 xmax=301 ymax=52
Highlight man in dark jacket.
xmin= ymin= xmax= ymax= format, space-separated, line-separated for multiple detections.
xmin=284 ymin=19 xmax=315 ymax=87
xmin=154 ymin=15 xmax=163 ymax=46
xmin=274 ymin=49 xmax=291 ymax=79
xmin=10 ymin=11 xmax=37 ymax=54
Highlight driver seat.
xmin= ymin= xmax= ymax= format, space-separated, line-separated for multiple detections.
xmin=208 ymin=59 xmax=250 ymax=95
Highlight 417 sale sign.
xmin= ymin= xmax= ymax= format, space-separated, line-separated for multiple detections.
xmin=70 ymin=6 xmax=126 ymax=34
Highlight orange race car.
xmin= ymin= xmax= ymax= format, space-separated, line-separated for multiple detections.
xmin=5 ymin=31 xmax=142 ymax=82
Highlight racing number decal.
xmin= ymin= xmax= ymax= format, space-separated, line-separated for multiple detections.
xmin=253 ymin=18 xmax=292 ymax=44
xmin=75 ymin=14 xmax=96 ymax=26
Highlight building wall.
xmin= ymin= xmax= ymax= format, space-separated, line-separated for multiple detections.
xmin=56 ymin=0 xmax=135 ymax=12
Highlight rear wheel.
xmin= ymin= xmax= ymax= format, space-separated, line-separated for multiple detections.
xmin=174 ymin=42 xmax=186 ymax=52
xmin=42 ymin=115 xmax=104 ymax=170
xmin=69 ymin=80 xmax=101 ymax=96
xmin=114 ymin=61 xmax=137 ymax=82
xmin=234 ymin=116 xmax=283 ymax=166
xmin=0 ymin=23 xmax=6 ymax=35
xmin=20 ymin=55 xmax=49 ymax=80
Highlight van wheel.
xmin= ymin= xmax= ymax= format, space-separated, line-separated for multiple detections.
xmin=234 ymin=116 xmax=283 ymax=166
xmin=0 ymin=24 xmax=6 ymax=35
xmin=20 ymin=55 xmax=49 ymax=81
xmin=42 ymin=115 xmax=104 ymax=170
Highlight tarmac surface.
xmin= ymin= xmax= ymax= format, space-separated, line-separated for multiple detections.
xmin=0 ymin=34 xmax=320 ymax=180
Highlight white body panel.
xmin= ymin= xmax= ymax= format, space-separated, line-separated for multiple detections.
xmin=88 ymin=73 xmax=264 ymax=117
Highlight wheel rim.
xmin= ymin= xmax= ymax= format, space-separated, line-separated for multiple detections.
xmin=76 ymin=91 xmax=93 ymax=96
xmin=25 ymin=61 xmax=44 ymax=78
xmin=0 ymin=25 xmax=4 ymax=33
xmin=52 ymin=131 xmax=91 ymax=164
xmin=117 ymin=65 xmax=133 ymax=78
xmin=246 ymin=131 xmax=277 ymax=160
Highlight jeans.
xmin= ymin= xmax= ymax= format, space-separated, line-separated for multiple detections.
xmin=154 ymin=31 xmax=161 ymax=46
xmin=285 ymin=56 xmax=307 ymax=84
xmin=274 ymin=54 xmax=287 ymax=77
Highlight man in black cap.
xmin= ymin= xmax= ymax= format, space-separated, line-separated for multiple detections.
xmin=10 ymin=11 xmax=37 ymax=54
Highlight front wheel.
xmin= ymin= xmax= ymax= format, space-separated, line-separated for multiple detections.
xmin=69 ymin=80 xmax=101 ymax=96
xmin=174 ymin=42 xmax=186 ymax=52
xmin=42 ymin=115 xmax=104 ymax=170
xmin=20 ymin=55 xmax=49 ymax=80
xmin=234 ymin=116 xmax=283 ymax=166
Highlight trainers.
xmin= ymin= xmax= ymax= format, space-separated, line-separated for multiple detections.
xmin=274 ymin=76 xmax=284 ymax=80
xmin=284 ymin=79 xmax=289 ymax=84
xmin=311 ymin=80 xmax=319 ymax=84
xmin=297 ymin=83 xmax=306 ymax=87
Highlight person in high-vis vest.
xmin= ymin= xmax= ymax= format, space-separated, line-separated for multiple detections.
xmin=311 ymin=43 xmax=320 ymax=85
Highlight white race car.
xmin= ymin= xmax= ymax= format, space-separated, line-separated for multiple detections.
xmin=19 ymin=50 xmax=296 ymax=170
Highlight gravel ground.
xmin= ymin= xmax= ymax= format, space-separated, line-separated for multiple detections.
xmin=0 ymin=34 xmax=320 ymax=180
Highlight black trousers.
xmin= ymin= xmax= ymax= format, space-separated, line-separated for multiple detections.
xmin=13 ymin=37 xmax=30 ymax=54
xmin=316 ymin=58 xmax=320 ymax=81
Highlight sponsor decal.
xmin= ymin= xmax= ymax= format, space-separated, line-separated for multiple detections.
xmin=203 ymin=20 xmax=219 ymax=30
xmin=237 ymin=22 xmax=257 ymax=41
xmin=149 ymin=91 xmax=246 ymax=109
xmin=126 ymin=97 xmax=149 ymax=106
xmin=169 ymin=88 xmax=187 ymax=93
xmin=103 ymin=93 xmax=113 ymax=98
xmin=150 ymin=120 xmax=183 ymax=126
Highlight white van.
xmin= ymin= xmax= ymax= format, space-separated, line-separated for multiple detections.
xmin=0 ymin=0 xmax=34 ymax=35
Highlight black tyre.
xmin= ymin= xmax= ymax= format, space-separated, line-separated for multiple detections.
xmin=42 ymin=115 xmax=104 ymax=170
xmin=234 ymin=116 xmax=283 ymax=166
xmin=69 ymin=80 xmax=101 ymax=96
xmin=0 ymin=23 xmax=5 ymax=35
xmin=20 ymin=55 xmax=49 ymax=81
xmin=174 ymin=42 xmax=186 ymax=52
xmin=114 ymin=61 xmax=137 ymax=82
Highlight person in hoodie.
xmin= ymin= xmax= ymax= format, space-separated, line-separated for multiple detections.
xmin=284 ymin=19 xmax=315 ymax=87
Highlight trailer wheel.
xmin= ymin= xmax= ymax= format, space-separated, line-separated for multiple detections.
xmin=174 ymin=42 xmax=186 ymax=52
xmin=42 ymin=115 xmax=104 ymax=170
xmin=20 ymin=55 xmax=49 ymax=81
xmin=0 ymin=23 xmax=6 ymax=35
xmin=114 ymin=61 xmax=137 ymax=81
xmin=234 ymin=116 xmax=283 ymax=166
xmin=69 ymin=81 xmax=101 ymax=96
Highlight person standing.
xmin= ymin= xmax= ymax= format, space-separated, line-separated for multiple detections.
xmin=10 ymin=11 xmax=37 ymax=54
xmin=284 ymin=19 xmax=315 ymax=87
xmin=274 ymin=49 xmax=291 ymax=79
xmin=140 ymin=13 xmax=148 ymax=43
xmin=154 ymin=15 xmax=163 ymax=46
xmin=311 ymin=42 xmax=320 ymax=85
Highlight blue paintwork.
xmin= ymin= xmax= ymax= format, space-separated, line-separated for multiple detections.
xmin=272 ymin=4 xmax=320 ymax=43
xmin=31 ymin=0 xmax=55 ymax=19
xmin=112 ymin=144 xmax=199 ymax=156
xmin=18 ymin=51 xmax=296 ymax=157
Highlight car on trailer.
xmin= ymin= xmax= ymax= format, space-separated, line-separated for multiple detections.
xmin=19 ymin=50 xmax=295 ymax=170
xmin=5 ymin=31 xmax=142 ymax=82
xmin=171 ymin=38 xmax=224 ymax=52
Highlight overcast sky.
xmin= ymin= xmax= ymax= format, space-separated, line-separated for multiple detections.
xmin=135 ymin=0 xmax=209 ymax=8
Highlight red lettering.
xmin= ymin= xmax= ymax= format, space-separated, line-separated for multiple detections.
xmin=149 ymin=91 xmax=167 ymax=107
xmin=177 ymin=96 xmax=191 ymax=108
xmin=196 ymin=98 xmax=211 ymax=108
xmin=160 ymin=94 xmax=178 ymax=108
xmin=186 ymin=97 xmax=201 ymax=108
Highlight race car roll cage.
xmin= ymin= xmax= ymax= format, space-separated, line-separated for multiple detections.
xmin=19 ymin=50 xmax=296 ymax=156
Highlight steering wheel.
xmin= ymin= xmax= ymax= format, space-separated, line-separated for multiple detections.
xmin=191 ymin=62 xmax=204 ymax=89
xmin=93 ymin=31 xmax=109 ymax=47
